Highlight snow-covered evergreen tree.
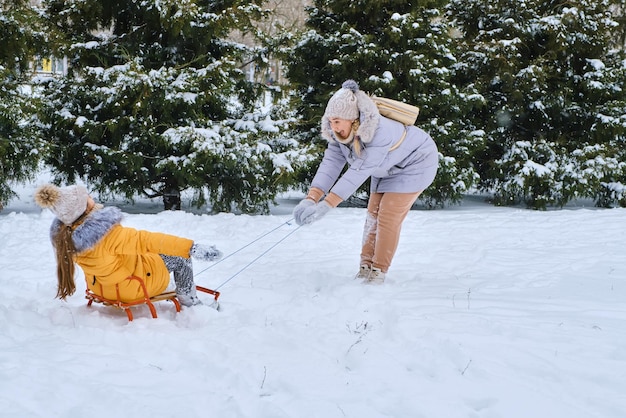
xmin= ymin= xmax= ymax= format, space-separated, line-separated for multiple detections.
xmin=448 ymin=0 xmax=626 ymax=208
xmin=283 ymin=0 xmax=481 ymax=207
xmin=0 ymin=0 xmax=46 ymax=209
xmin=38 ymin=0 xmax=305 ymax=213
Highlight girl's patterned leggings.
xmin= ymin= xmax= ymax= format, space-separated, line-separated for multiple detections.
xmin=159 ymin=255 xmax=197 ymax=296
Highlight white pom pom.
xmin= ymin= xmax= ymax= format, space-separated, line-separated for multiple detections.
xmin=34 ymin=184 xmax=60 ymax=208
xmin=342 ymin=79 xmax=359 ymax=92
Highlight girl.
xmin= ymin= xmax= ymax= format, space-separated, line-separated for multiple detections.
xmin=35 ymin=183 xmax=222 ymax=306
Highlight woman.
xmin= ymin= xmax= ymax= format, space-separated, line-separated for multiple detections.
xmin=35 ymin=183 xmax=222 ymax=306
xmin=293 ymin=80 xmax=438 ymax=284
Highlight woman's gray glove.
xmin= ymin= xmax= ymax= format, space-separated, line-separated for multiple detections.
xmin=298 ymin=201 xmax=332 ymax=225
xmin=190 ymin=243 xmax=223 ymax=261
xmin=293 ymin=199 xmax=315 ymax=225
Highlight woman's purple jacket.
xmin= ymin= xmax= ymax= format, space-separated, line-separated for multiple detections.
xmin=311 ymin=116 xmax=439 ymax=201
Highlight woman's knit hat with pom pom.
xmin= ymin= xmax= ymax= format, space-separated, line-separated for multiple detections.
xmin=321 ymin=80 xmax=380 ymax=144
xmin=324 ymin=80 xmax=361 ymax=121
xmin=34 ymin=184 xmax=89 ymax=225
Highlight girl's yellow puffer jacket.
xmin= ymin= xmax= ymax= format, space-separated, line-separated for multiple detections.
xmin=53 ymin=206 xmax=193 ymax=302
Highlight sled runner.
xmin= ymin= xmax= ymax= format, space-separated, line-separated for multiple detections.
xmin=85 ymin=275 xmax=220 ymax=321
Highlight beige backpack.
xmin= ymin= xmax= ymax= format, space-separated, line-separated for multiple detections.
xmin=371 ymin=96 xmax=420 ymax=126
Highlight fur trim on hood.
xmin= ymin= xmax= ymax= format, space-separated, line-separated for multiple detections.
xmin=321 ymin=80 xmax=380 ymax=144
xmin=51 ymin=206 xmax=123 ymax=253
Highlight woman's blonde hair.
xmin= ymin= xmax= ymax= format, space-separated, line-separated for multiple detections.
xmin=352 ymin=119 xmax=363 ymax=157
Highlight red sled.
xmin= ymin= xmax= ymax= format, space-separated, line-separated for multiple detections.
xmin=85 ymin=275 xmax=220 ymax=321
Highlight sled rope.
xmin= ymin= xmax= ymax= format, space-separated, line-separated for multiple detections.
xmin=214 ymin=222 xmax=301 ymax=290
xmin=194 ymin=218 xmax=294 ymax=277
xmin=194 ymin=218 xmax=300 ymax=289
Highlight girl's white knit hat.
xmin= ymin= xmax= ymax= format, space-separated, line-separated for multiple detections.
xmin=34 ymin=184 xmax=89 ymax=225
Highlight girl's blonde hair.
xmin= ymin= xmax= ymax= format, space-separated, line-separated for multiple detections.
xmin=50 ymin=209 xmax=91 ymax=299
xmin=51 ymin=223 xmax=77 ymax=299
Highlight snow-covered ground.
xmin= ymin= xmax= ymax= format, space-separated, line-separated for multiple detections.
xmin=1 ymin=182 xmax=624 ymax=418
